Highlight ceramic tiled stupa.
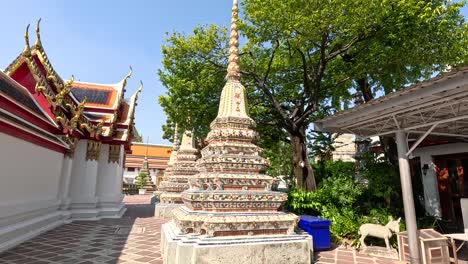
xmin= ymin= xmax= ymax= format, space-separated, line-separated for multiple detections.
xmin=152 ymin=125 xmax=179 ymax=203
xmin=161 ymin=1 xmax=312 ymax=263
xmin=155 ymin=129 xmax=199 ymax=217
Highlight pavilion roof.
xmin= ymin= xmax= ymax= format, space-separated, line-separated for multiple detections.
xmin=314 ymin=67 xmax=468 ymax=140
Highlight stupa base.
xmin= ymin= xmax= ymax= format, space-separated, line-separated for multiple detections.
xmin=161 ymin=221 xmax=313 ymax=264
xmin=154 ymin=203 xmax=182 ymax=218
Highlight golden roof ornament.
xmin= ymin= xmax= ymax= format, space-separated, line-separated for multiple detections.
xmin=46 ymin=75 xmax=74 ymax=110
xmin=34 ymin=18 xmax=42 ymax=49
xmin=33 ymin=18 xmax=66 ymax=91
xmin=22 ymin=24 xmax=32 ymax=57
xmin=122 ymin=66 xmax=133 ymax=90
xmin=136 ymin=80 xmax=143 ymax=96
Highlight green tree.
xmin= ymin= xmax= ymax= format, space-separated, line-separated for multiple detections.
xmin=158 ymin=25 xmax=228 ymax=145
xmin=135 ymin=172 xmax=149 ymax=189
xmin=158 ymin=0 xmax=467 ymax=191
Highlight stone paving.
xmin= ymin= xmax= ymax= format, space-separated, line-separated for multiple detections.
xmin=1 ymin=194 xmax=465 ymax=263
xmin=0 ymin=195 xmax=167 ymax=264
xmin=314 ymin=247 xmax=399 ymax=264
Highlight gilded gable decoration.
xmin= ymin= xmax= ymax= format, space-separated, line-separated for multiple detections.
xmin=108 ymin=145 xmax=121 ymax=163
xmin=86 ymin=140 xmax=101 ymax=161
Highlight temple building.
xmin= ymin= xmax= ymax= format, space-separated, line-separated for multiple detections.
xmin=0 ymin=21 xmax=141 ymax=251
xmin=330 ymin=134 xmax=357 ymax=162
xmin=155 ymin=129 xmax=199 ymax=217
xmin=161 ymin=1 xmax=311 ymax=263
xmin=123 ymin=142 xmax=172 ymax=185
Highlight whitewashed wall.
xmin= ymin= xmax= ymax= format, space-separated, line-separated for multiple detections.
xmin=96 ymin=145 xmax=125 ymax=217
xmin=68 ymin=140 xmax=99 ymax=219
xmin=0 ymin=132 xmax=64 ymax=251
xmin=413 ymin=143 xmax=468 ymax=217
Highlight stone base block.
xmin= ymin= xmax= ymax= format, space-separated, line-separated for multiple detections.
xmin=161 ymin=221 xmax=313 ymax=264
xmin=360 ymin=246 xmax=399 ymax=259
xmin=98 ymin=202 xmax=127 ymax=218
xmin=155 ymin=203 xmax=182 ymax=218
xmin=0 ymin=211 xmax=63 ymax=252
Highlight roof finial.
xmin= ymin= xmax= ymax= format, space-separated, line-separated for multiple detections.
xmin=23 ymin=24 xmax=31 ymax=57
xmin=122 ymin=66 xmax=133 ymax=89
xmin=226 ymin=0 xmax=240 ymax=82
xmin=34 ymin=18 xmax=42 ymax=48
xmin=137 ymin=80 xmax=143 ymax=93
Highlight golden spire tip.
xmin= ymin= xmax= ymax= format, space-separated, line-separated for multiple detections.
xmin=23 ymin=24 xmax=31 ymax=56
xmin=34 ymin=18 xmax=42 ymax=46
xmin=138 ymin=80 xmax=143 ymax=91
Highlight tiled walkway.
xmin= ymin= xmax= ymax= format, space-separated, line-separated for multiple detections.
xmin=1 ymin=195 xmax=465 ymax=263
xmin=314 ymin=248 xmax=400 ymax=264
xmin=0 ymin=195 xmax=167 ymax=264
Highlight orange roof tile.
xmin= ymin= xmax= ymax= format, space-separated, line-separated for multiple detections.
xmin=130 ymin=144 xmax=172 ymax=158
xmin=71 ymin=82 xmax=118 ymax=108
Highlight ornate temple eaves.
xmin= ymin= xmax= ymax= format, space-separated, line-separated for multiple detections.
xmin=1 ymin=21 xmax=140 ymax=153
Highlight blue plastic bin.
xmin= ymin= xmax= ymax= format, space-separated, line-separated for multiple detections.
xmin=298 ymin=215 xmax=331 ymax=251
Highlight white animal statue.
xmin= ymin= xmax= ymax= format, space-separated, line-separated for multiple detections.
xmin=359 ymin=217 xmax=401 ymax=250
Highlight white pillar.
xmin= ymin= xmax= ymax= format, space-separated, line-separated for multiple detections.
xmin=395 ymin=131 xmax=421 ymax=263
xmin=58 ymin=156 xmax=73 ymax=211
xmin=96 ymin=144 xmax=126 ymax=218
xmin=68 ymin=140 xmax=100 ymax=219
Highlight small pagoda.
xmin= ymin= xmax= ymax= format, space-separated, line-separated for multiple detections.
xmin=155 ymin=129 xmax=199 ymax=217
xmin=138 ymin=156 xmax=156 ymax=191
xmin=161 ymin=1 xmax=311 ymax=263
xmin=153 ymin=126 xmax=179 ymax=201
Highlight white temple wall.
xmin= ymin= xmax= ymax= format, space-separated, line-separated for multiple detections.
xmin=96 ymin=144 xmax=126 ymax=218
xmin=68 ymin=140 xmax=99 ymax=219
xmin=123 ymin=168 xmax=138 ymax=183
xmin=0 ymin=133 xmax=64 ymax=252
xmin=57 ymin=156 xmax=73 ymax=211
xmin=412 ymin=143 xmax=468 ymax=217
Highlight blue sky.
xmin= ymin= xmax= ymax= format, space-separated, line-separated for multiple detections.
xmin=0 ymin=1 xmax=466 ymax=144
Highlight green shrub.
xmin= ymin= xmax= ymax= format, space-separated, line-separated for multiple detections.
xmin=360 ymin=152 xmax=400 ymax=207
xmin=288 ymin=159 xmax=401 ymax=245
xmin=135 ymin=172 xmax=149 ymax=189
xmin=286 ymin=163 xmax=366 ymax=242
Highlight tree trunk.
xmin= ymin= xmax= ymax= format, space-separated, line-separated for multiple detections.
xmin=290 ymin=130 xmax=317 ymax=191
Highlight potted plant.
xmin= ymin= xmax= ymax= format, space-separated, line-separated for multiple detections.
xmin=135 ymin=172 xmax=149 ymax=194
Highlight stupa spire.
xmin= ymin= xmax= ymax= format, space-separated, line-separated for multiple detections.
xmin=173 ymin=123 xmax=179 ymax=150
xmin=167 ymin=124 xmax=179 ymax=166
xmin=179 ymin=130 xmax=195 ymax=150
xmin=226 ymin=0 xmax=240 ymax=82
xmin=213 ymin=0 xmax=252 ymax=121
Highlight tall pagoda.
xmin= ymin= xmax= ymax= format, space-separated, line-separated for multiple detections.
xmin=161 ymin=1 xmax=311 ymax=263
xmin=156 ymin=129 xmax=199 ymax=217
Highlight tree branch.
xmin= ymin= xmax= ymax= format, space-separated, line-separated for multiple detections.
xmin=242 ymin=70 xmax=295 ymax=132
xmin=325 ymin=36 xmax=360 ymax=62
xmin=294 ymin=103 xmax=317 ymax=127
xmin=263 ymin=40 xmax=280 ymax=82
